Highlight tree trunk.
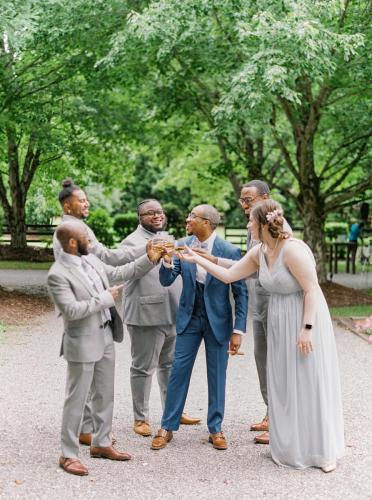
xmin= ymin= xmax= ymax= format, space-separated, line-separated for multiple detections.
xmin=1 ymin=127 xmax=37 ymax=250
xmin=8 ymin=205 xmax=27 ymax=249
xmin=301 ymin=199 xmax=328 ymax=283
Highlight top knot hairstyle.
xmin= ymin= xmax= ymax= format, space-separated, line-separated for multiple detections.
xmin=58 ymin=178 xmax=81 ymax=204
xmin=251 ymin=200 xmax=288 ymax=240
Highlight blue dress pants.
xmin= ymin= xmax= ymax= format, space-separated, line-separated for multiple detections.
xmin=161 ymin=287 xmax=229 ymax=434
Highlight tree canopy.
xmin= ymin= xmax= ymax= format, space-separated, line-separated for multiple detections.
xmin=0 ymin=0 xmax=371 ymax=281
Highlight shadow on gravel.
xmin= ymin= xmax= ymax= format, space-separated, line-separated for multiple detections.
xmin=0 ymin=286 xmax=53 ymax=326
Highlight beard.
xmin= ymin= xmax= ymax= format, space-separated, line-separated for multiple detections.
xmin=77 ymin=239 xmax=89 ymax=255
xmin=141 ymin=218 xmax=167 ymax=234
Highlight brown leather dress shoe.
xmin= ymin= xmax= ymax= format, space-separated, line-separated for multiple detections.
xmin=79 ymin=433 xmax=117 ymax=446
xmin=133 ymin=421 xmax=152 ymax=437
xmin=180 ymin=413 xmax=201 ymax=425
xmin=59 ymin=456 xmax=88 ymax=476
xmin=250 ymin=415 xmax=269 ymax=432
xmin=151 ymin=429 xmax=173 ymax=450
xmin=209 ymin=432 xmax=228 ymax=450
xmin=254 ymin=431 xmax=269 ymax=444
xmin=90 ymin=445 xmax=132 ymax=461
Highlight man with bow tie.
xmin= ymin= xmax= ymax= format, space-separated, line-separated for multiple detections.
xmin=151 ymin=205 xmax=248 ymax=451
xmin=47 ymin=222 xmax=162 ymax=476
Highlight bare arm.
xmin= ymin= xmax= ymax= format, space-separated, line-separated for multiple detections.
xmin=178 ymin=245 xmax=260 ymax=283
xmin=284 ymin=241 xmax=319 ymax=326
xmin=284 ymin=241 xmax=320 ymax=355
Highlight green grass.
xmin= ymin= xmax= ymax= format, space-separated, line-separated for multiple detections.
xmin=330 ymin=305 xmax=372 ymax=317
xmin=331 ymin=260 xmax=372 ymax=273
xmin=0 ymin=260 xmax=52 ymax=270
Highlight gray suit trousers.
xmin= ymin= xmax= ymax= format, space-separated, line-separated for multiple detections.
xmin=128 ymin=325 xmax=176 ymax=422
xmin=61 ymin=326 xmax=115 ymax=458
xmin=253 ymin=291 xmax=269 ymax=411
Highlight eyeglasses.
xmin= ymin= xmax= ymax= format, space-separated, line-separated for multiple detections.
xmin=239 ymin=195 xmax=259 ymax=205
xmin=187 ymin=212 xmax=210 ymax=221
xmin=139 ymin=210 xmax=165 ymax=217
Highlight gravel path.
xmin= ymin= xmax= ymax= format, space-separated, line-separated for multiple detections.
xmin=1 ymin=269 xmax=371 ymax=295
xmin=0 ymin=311 xmax=371 ymax=500
xmin=0 ymin=270 xmax=49 ymax=296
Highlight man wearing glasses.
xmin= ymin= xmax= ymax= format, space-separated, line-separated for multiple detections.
xmin=151 ymin=204 xmax=248 ymax=451
xmin=196 ymin=180 xmax=291 ymax=445
xmin=120 ymin=199 xmax=200 ymax=438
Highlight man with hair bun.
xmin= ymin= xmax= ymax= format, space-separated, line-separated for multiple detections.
xmin=53 ymin=178 xmax=146 ymax=446
xmin=54 ymin=178 xmax=145 ymax=264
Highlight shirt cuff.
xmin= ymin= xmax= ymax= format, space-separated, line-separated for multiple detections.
xmin=162 ymin=259 xmax=174 ymax=269
xmin=233 ymin=329 xmax=245 ymax=335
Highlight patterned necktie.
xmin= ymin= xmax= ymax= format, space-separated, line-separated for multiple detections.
xmin=81 ymin=257 xmax=111 ymax=323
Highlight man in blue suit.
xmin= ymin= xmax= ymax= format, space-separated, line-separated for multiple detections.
xmin=151 ymin=204 xmax=248 ymax=451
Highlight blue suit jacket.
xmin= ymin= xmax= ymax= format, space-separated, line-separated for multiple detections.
xmin=159 ymin=235 xmax=248 ymax=344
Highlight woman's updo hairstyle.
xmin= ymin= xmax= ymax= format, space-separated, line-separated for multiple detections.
xmin=251 ymin=199 xmax=288 ymax=240
xmin=58 ymin=178 xmax=81 ymax=205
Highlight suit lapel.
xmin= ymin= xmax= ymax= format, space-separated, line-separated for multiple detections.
xmin=205 ymin=236 xmax=224 ymax=288
xmin=137 ymin=225 xmax=153 ymax=241
xmin=183 ymin=236 xmax=196 ymax=284
xmin=60 ymin=259 xmax=95 ymax=295
xmin=86 ymin=254 xmax=109 ymax=289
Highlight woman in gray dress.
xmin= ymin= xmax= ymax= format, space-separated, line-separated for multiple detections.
xmin=178 ymin=199 xmax=344 ymax=472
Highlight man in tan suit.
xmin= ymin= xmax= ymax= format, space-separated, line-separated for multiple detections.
xmin=48 ymin=222 xmax=161 ymax=476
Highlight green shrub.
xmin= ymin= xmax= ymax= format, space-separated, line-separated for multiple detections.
xmin=163 ymin=202 xmax=187 ymax=239
xmin=113 ymin=212 xmax=138 ymax=240
xmin=86 ymin=208 xmax=114 ymax=247
xmin=325 ymin=222 xmax=348 ymax=241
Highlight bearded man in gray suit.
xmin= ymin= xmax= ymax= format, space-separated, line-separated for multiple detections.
xmin=121 ymin=199 xmax=200 ymax=437
xmin=53 ymin=178 xmax=146 ymax=446
xmin=48 ymin=222 xmax=162 ymax=476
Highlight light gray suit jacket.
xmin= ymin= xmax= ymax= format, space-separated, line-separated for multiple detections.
xmin=47 ymin=251 xmax=155 ymax=362
xmin=53 ymin=214 xmax=146 ymax=266
xmin=120 ymin=225 xmax=182 ymax=326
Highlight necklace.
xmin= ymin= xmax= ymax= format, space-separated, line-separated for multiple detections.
xmin=264 ymin=238 xmax=279 ymax=256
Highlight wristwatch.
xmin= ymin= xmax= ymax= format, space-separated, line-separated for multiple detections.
xmin=304 ymin=324 xmax=313 ymax=330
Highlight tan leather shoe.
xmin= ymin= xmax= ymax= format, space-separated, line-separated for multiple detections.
xmin=250 ymin=415 xmax=269 ymax=432
xmin=79 ymin=433 xmax=117 ymax=446
xmin=254 ymin=431 xmax=269 ymax=444
xmin=133 ymin=421 xmax=152 ymax=437
xmin=209 ymin=432 xmax=228 ymax=450
xmin=180 ymin=413 xmax=201 ymax=425
xmin=59 ymin=456 xmax=88 ymax=476
xmin=90 ymin=445 xmax=132 ymax=461
xmin=151 ymin=429 xmax=173 ymax=450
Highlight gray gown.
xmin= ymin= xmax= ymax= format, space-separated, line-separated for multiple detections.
xmin=258 ymin=241 xmax=345 ymax=469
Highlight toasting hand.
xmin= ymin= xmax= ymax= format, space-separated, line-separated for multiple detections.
xmin=192 ymin=247 xmax=218 ymax=264
xmin=146 ymin=240 xmax=165 ymax=263
xmin=108 ymin=284 xmax=124 ymax=300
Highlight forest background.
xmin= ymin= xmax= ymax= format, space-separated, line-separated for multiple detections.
xmin=0 ymin=0 xmax=371 ymax=281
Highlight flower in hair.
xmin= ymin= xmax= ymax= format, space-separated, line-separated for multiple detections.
xmin=266 ymin=209 xmax=282 ymax=223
